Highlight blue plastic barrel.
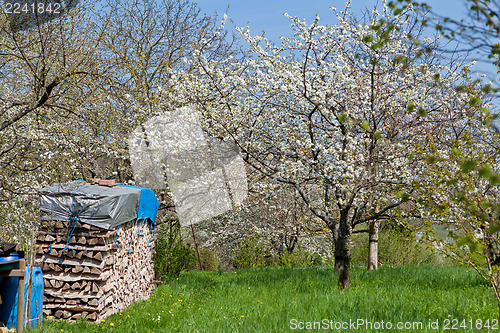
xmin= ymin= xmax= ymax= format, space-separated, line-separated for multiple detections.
xmin=0 ymin=254 xmax=20 ymax=263
xmin=0 ymin=266 xmax=43 ymax=328
xmin=0 ymin=267 xmax=19 ymax=324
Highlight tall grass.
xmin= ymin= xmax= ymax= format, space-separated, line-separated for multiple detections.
xmin=29 ymin=265 xmax=496 ymax=332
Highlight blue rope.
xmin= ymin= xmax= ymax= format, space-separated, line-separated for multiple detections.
xmin=59 ymin=216 xmax=78 ymax=258
xmin=147 ymin=222 xmax=155 ymax=250
xmin=114 ymin=225 xmax=121 ymax=249
xmin=138 ymin=219 xmax=146 ymax=237
xmin=84 ymin=248 xmax=92 ymax=262
xmin=58 ymin=188 xmax=80 ymax=259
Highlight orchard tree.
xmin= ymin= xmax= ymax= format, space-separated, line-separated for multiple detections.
xmin=0 ymin=2 xmax=116 ymax=244
xmin=388 ymin=0 xmax=500 ymax=93
xmin=416 ymin=112 xmax=500 ymax=317
xmin=0 ymin=0 xmax=234 ymax=245
xmin=164 ymin=4 xmax=481 ymax=288
xmin=90 ymin=0 xmax=238 ymax=217
xmin=197 ymin=176 xmax=333 ymax=268
xmin=385 ymin=0 xmax=500 ymax=318
xmin=93 ymin=0 xmax=236 ymax=112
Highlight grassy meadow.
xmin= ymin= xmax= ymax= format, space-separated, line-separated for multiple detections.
xmin=28 ymin=265 xmax=497 ymax=332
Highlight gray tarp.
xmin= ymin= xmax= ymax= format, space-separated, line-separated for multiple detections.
xmin=39 ymin=181 xmax=141 ymax=230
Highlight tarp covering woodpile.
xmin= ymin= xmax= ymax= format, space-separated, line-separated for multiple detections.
xmin=35 ymin=181 xmax=159 ymax=322
xmin=39 ymin=181 xmax=159 ymax=229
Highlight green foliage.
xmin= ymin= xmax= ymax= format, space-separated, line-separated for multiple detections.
xmin=198 ymin=249 xmax=219 ymax=271
xmin=30 ymin=266 xmax=495 ymax=333
xmin=277 ymin=248 xmax=322 ymax=267
xmin=233 ymin=230 xmax=446 ymax=270
xmin=416 ymin=124 xmax=500 ymax=318
xmin=154 ymin=238 xmax=194 ymax=280
xmin=232 ymin=238 xmax=267 ymax=269
xmin=232 ymin=238 xmax=324 ymax=269
xmin=153 ymin=218 xmax=195 ymax=280
xmin=351 ymin=226 xmax=449 ymax=267
xmin=461 ymin=159 xmax=476 ymax=173
xmin=379 ymin=228 xmax=448 ymax=266
xmin=360 ymin=120 xmax=370 ymax=131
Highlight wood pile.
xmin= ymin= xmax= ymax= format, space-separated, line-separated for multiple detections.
xmin=35 ymin=219 xmax=155 ymax=322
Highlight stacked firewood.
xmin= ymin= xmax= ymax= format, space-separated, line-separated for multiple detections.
xmin=35 ymin=219 xmax=155 ymax=321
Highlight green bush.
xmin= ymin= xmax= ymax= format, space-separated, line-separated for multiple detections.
xmin=278 ymin=248 xmax=323 ymax=267
xmin=232 ymin=238 xmax=267 ymax=269
xmin=232 ymin=238 xmax=325 ymax=269
xmin=279 ymin=248 xmax=309 ymax=267
xmin=153 ymin=218 xmax=195 ymax=280
xmin=350 ymin=225 xmax=450 ymax=267
xmin=191 ymin=249 xmax=219 ymax=271
xmin=311 ymin=253 xmax=324 ymax=266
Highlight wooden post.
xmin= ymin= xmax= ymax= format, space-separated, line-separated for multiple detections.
xmin=17 ymin=259 xmax=25 ymax=333
xmin=190 ymin=224 xmax=203 ymax=271
xmin=25 ymin=233 xmax=35 ymax=327
xmin=24 ymin=266 xmax=31 ymax=328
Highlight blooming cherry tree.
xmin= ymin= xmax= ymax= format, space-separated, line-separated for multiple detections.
xmin=166 ymin=4 xmax=481 ymax=288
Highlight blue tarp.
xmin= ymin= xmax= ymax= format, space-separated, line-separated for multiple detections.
xmin=117 ymin=185 xmax=159 ymax=225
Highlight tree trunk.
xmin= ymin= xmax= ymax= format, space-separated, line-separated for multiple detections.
xmin=492 ymin=271 xmax=500 ymax=322
xmin=333 ymin=214 xmax=351 ymax=289
xmin=490 ymin=259 xmax=500 ymax=322
xmin=367 ymin=221 xmax=378 ymax=270
xmin=496 ymin=287 xmax=500 ymax=323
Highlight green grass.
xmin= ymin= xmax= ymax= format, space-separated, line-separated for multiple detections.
xmin=29 ymin=265 xmax=497 ymax=332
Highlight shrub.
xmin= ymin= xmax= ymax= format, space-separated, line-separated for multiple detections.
xmin=232 ymin=238 xmax=267 ymax=269
xmin=350 ymin=225 xmax=450 ymax=267
xmin=278 ymin=248 xmax=309 ymax=267
xmin=385 ymin=227 xmax=445 ymax=265
xmin=153 ymin=218 xmax=195 ymax=280
xmin=278 ymin=247 xmax=323 ymax=267
xmin=232 ymin=237 xmax=325 ymax=269
xmin=194 ymin=249 xmax=219 ymax=271
xmin=311 ymin=253 xmax=324 ymax=266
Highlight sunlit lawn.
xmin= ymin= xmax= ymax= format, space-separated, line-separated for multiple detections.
xmin=29 ymin=265 xmax=497 ymax=332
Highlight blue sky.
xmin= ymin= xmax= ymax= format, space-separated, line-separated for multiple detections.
xmin=199 ymin=1 xmax=490 ymax=75
xmin=200 ymin=0 xmax=469 ymax=41
xmin=200 ymin=0 xmax=500 ymax=108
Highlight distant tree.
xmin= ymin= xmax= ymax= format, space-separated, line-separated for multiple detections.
xmin=94 ymin=0 xmax=236 ymax=112
xmin=196 ymin=176 xmax=333 ymax=269
xmin=0 ymin=3 xmax=111 ymax=244
xmin=0 ymin=0 xmax=235 ymax=245
xmin=165 ymin=4 xmax=481 ymax=288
